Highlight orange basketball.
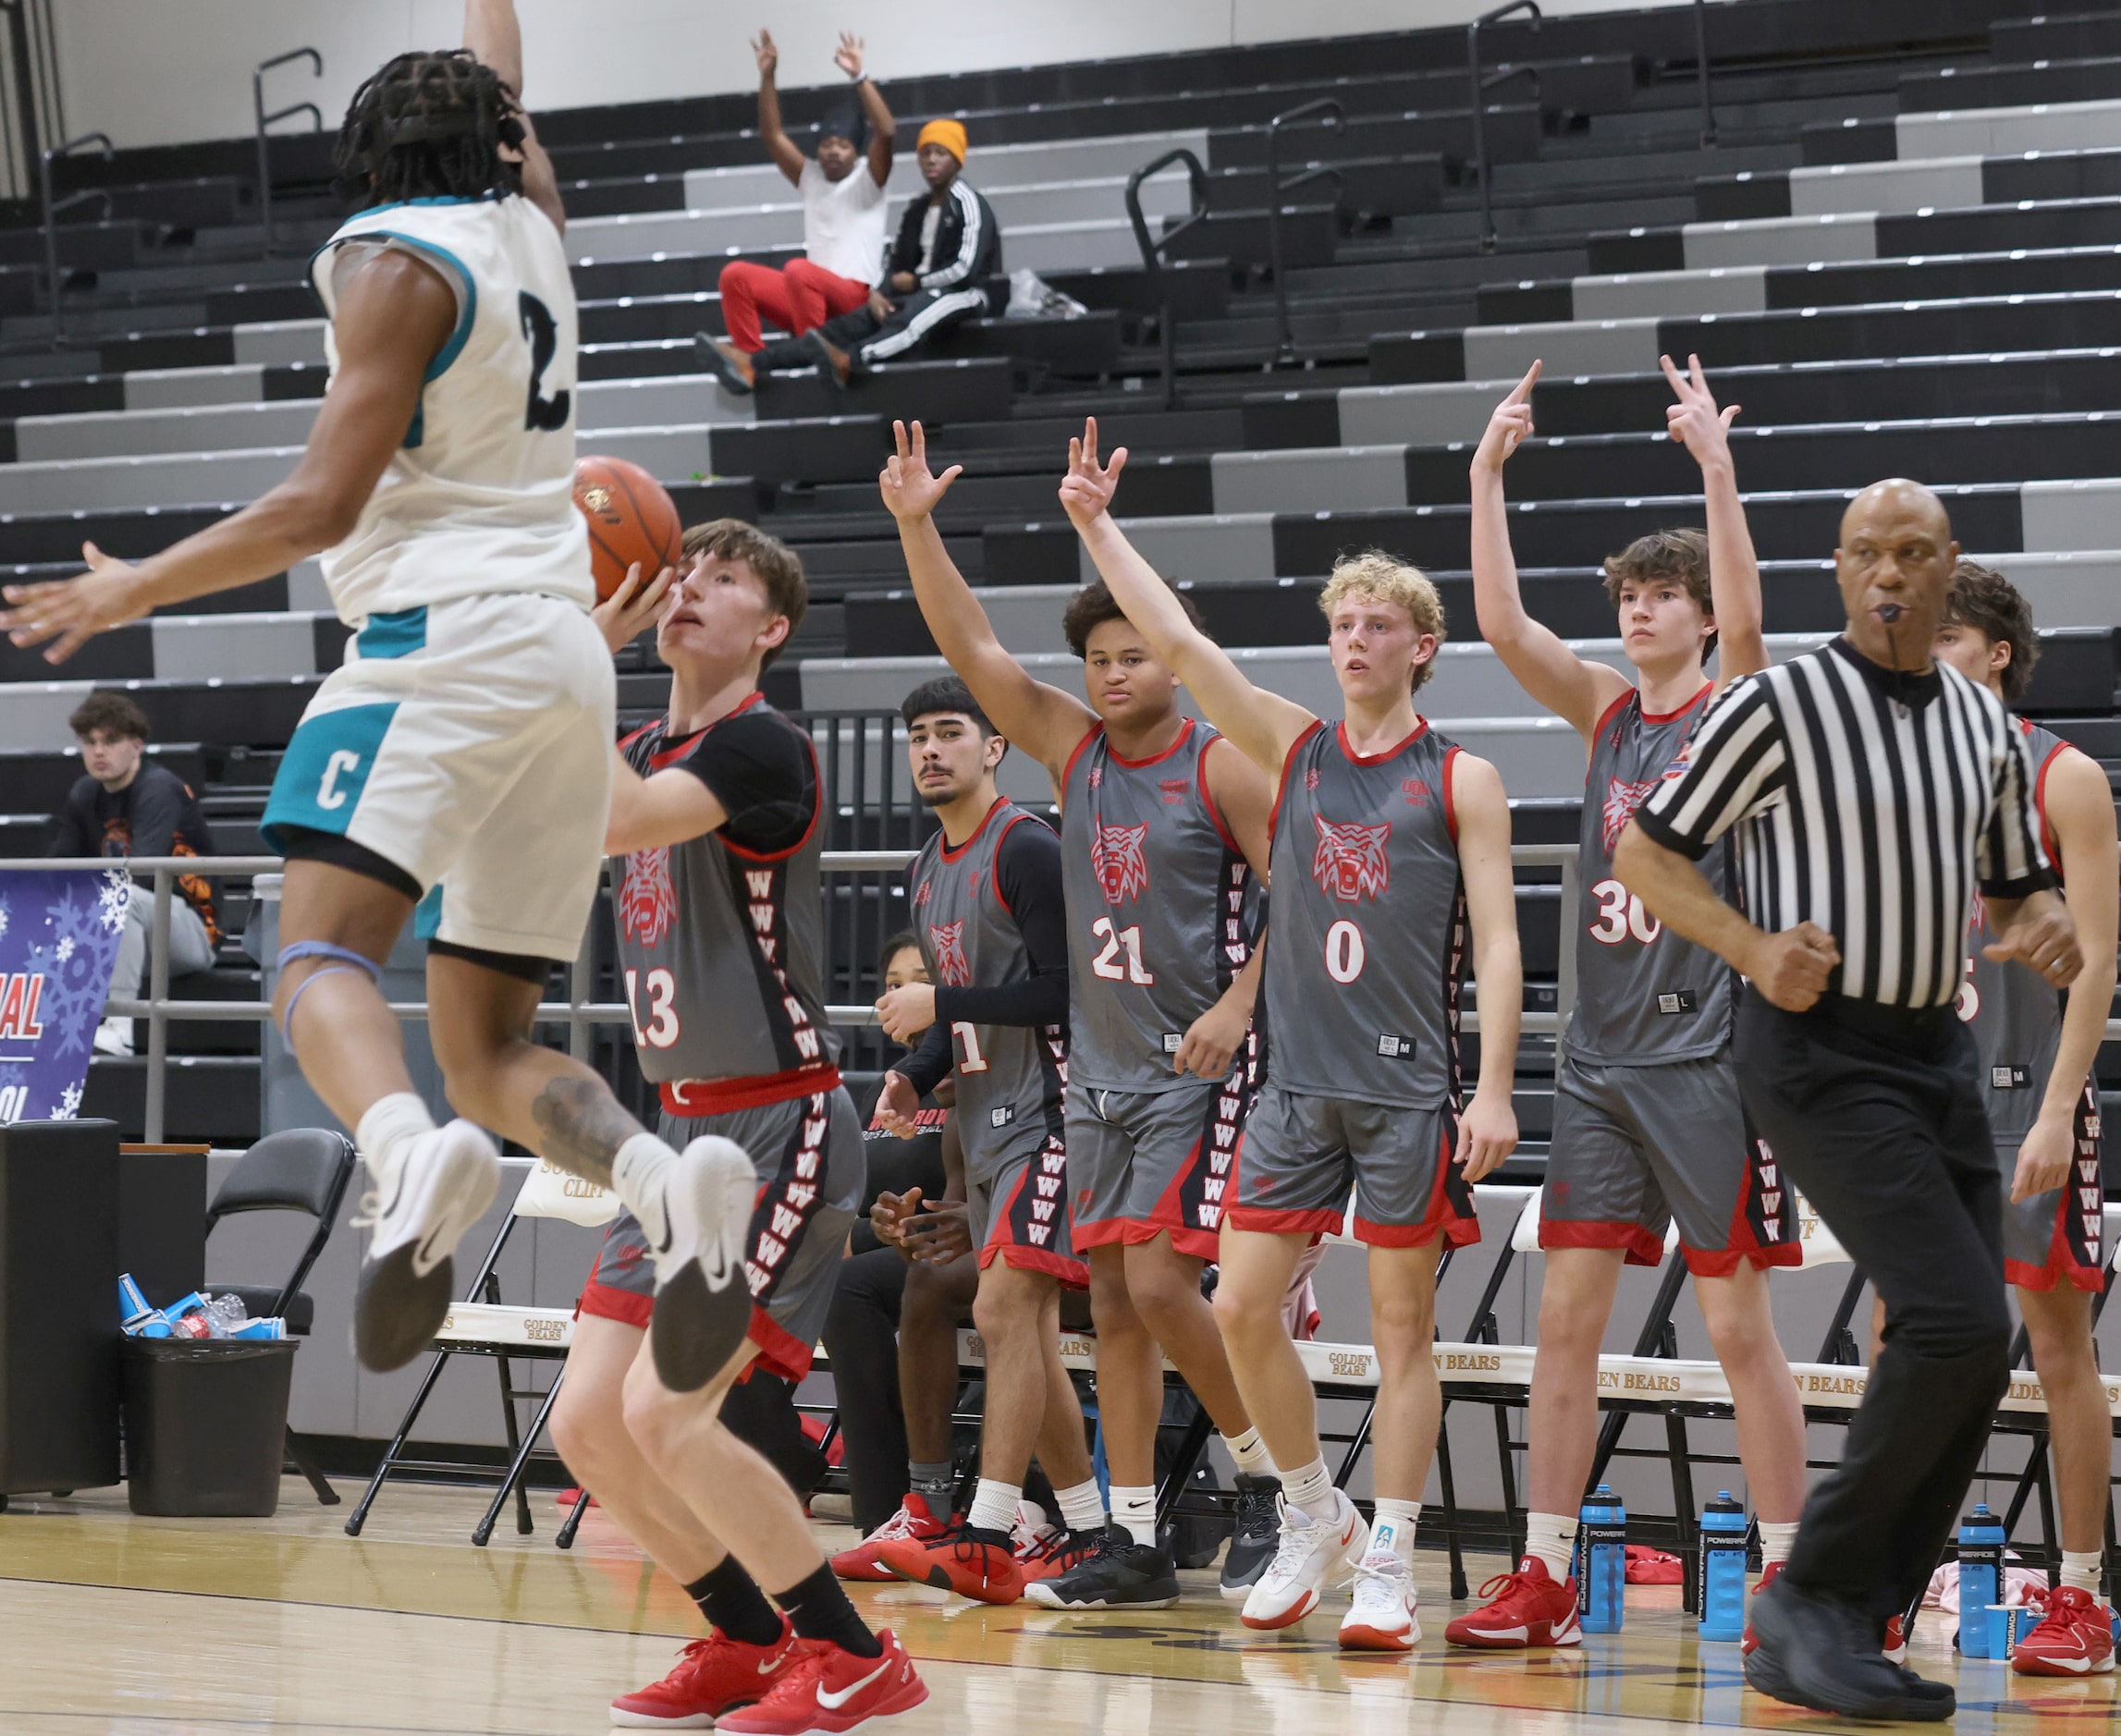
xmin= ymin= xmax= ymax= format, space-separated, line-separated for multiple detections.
xmin=573 ymin=455 xmax=683 ymax=602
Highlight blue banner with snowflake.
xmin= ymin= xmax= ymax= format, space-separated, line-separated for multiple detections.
xmin=0 ymin=867 xmax=131 ymax=1125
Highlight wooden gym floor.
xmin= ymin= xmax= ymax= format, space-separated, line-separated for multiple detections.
xmin=0 ymin=1478 xmax=2108 ymax=1733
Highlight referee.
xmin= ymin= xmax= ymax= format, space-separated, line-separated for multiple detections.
xmin=1615 ymin=478 xmax=2081 ymax=1720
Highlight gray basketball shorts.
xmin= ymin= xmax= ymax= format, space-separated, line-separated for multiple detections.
xmin=1541 ymin=1048 xmax=1798 ymax=1277
xmin=581 ymin=1087 xmax=863 ymax=1381
xmin=1999 ymin=1080 xmax=2104 ymax=1293
xmin=1065 ymin=1063 xmax=1251 ymax=1263
xmin=1229 ymin=1083 xmax=1479 ymax=1248
xmin=964 ymin=1116 xmax=1087 ymax=1289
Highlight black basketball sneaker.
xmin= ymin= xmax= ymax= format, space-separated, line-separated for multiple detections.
xmin=1023 ymin=1528 xmax=1181 ymax=1609
xmin=1220 ymin=1473 xmax=1283 ymax=1602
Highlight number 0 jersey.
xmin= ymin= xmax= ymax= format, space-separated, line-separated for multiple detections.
xmin=309 ymin=193 xmax=591 ymax=625
xmin=1263 ymin=718 xmax=1465 ymax=1110
xmin=1570 ymin=684 xmax=1736 ymax=1066
xmin=611 ymin=697 xmax=839 ymax=1111
xmin=1059 ymin=718 xmax=1258 ymax=1094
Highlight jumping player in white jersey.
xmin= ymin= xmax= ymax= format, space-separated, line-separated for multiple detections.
xmin=0 ymin=2 xmax=749 ymax=1397
xmin=1931 ymin=563 xmax=2118 ymax=1675
xmin=1067 ymin=420 xmax=1525 ymax=1650
xmin=1450 ymin=358 xmax=1808 ymax=1649
xmin=877 ymin=421 xmax=1285 ymax=1609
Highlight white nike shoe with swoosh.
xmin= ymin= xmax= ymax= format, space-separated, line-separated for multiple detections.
xmin=1240 ymin=1489 xmax=1370 ymax=1630
xmin=642 ymin=1134 xmax=761 ymax=1392
xmin=352 ymin=1119 xmax=500 ymax=1373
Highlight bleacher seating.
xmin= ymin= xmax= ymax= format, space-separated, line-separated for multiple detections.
xmin=0 ymin=0 xmax=2115 ymax=1158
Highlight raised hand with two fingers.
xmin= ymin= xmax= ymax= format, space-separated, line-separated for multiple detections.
xmin=1057 ymin=416 xmax=1128 ymax=529
xmin=1661 ymin=351 xmax=1740 ymax=470
xmin=878 ymin=420 xmax=962 ymax=523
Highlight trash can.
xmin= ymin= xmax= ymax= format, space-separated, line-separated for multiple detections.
xmin=121 ymin=1338 xmax=299 ymax=1517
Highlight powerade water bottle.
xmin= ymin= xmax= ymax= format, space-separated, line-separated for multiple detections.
xmin=1697 ymin=1492 xmax=1748 ymax=1642
xmin=1578 ymin=1484 xmax=1627 ymax=1633
xmin=1957 ymin=1504 xmax=2005 ymax=1657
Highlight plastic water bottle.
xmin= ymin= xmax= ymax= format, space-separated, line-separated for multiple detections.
xmin=1957 ymin=1504 xmax=2005 ymax=1657
xmin=1578 ymin=1484 xmax=1628 ymax=1632
xmin=202 ymin=1294 xmax=249 ymax=1339
xmin=1697 ymin=1492 xmax=1749 ymax=1642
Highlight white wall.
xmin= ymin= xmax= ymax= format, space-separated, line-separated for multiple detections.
xmin=55 ymin=0 xmax=1697 ymax=152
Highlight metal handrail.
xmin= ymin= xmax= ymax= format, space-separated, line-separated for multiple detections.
xmin=1266 ymin=97 xmax=1343 ymax=368
xmin=1692 ymin=0 xmax=1717 ymax=148
xmin=38 ymin=129 xmax=111 ymax=349
xmin=254 ymin=47 xmax=323 ymax=259
xmin=1124 ymin=145 xmax=1210 ymax=411
xmin=1467 ymin=0 xmax=1541 ymax=253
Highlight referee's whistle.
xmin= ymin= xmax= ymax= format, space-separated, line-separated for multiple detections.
xmin=1875 ymin=604 xmax=1906 ymax=623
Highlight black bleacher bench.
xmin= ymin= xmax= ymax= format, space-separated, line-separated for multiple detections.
xmin=1900 ymin=53 xmax=2121 ymax=114
xmin=1702 ymin=147 xmax=2121 ymax=224
xmin=753 ymin=356 xmax=1013 ymax=425
xmin=1992 ymin=10 xmax=2121 ymax=66
xmin=1165 ymin=205 xmax=1341 ymax=275
xmin=80 ymin=1057 xmax=261 ymax=1147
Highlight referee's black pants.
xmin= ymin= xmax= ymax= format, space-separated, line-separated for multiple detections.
xmin=1734 ymin=986 xmax=2011 ymax=1632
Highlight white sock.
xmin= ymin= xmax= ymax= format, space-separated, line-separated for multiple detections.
xmin=1525 ymin=1511 xmax=1578 ymax=1583
xmin=967 ymin=1477 xmax=1021 ymax=1535
xmin=1370 ymin=1498 xmax=1420 ymax=1564
xmin=1225 ymin=1426 xmax=1276 ymax=1478
xmin=1053 ymin=1476 xmax=1107 ymax=1536
xmin=355 ymin=1094 xmax=435 ymax=1189
xmin=1280 ymin=1457 xmax=1336 ymax=1525
xmin=612 ymin=1131 xmax=679 ymax=1220
xmin=1759 ymin=1521 xmax=1800 ymax=1569
xmin=2062 ymin=1550 xmax=2103 ymax=1596
xmin=1110 ymin=1484 xmax=1157 ymax=1547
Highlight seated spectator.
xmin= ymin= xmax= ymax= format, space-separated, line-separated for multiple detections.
xmin=703 ymin=28 xmax=895 ymax=395
xmin=702 ymin=117 xmax=999 ymax=392
xmin=47 ymin=691 xmax=220 ymax=1055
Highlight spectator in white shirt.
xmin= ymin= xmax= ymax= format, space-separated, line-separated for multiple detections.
xmin=703 ymin=29 xmax=894 ymax=393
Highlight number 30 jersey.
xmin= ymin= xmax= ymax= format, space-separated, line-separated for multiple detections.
xmin=1569 ymin=685 xmax=1735 ymax=1066
xmin=308 ymin=193 xmax=591 ymax=625
xmin=1264 ymin=718 xmax=1465 ymax=1110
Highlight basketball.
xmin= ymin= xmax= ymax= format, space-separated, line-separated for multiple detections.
xmin=573 ymin=455 xmax=683 ymax=602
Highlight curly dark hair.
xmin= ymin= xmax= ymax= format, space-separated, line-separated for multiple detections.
xmin=334 ymin=50 xmax=526 ymax=206
xmin=68 ymin=691 xmax=150 ymax=742
xmin=1945 ymin=559 xmax=2041 ymax=704
xmin=1060 ymin=578 xmax=1203 ymax=659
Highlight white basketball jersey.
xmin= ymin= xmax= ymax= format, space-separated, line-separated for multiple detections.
xmin=308 ymin=194 xmax=592 ymax=624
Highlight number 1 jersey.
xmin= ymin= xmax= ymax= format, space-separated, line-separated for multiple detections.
xmin=308 ymin=193 xmax=591 ymax=624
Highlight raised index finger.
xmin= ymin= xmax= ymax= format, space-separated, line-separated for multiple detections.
xmin=1507 ymin=358 xmax=1542 ymax=403
xmin=892 ymin=419 xmax=911 ymax=460
xmin=1659 ymin=352 xmax=1692 ymax=397
xmin=1081 ymin=416 xmax=1100 ymax=470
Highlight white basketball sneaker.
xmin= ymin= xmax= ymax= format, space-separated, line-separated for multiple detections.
xmin=1240 ymin=1489 xmax=1369 ymax=1630
xmin=1341 ymin=1550 xmax=1422 ymax=1651
xmin=638 ymin=1135 xmax=759 ymax=1392
xmin=352 ymin=1119 xmax=501 ymax=1372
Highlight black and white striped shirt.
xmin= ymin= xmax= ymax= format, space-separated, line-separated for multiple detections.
xmin=1634 ymin=637 xmax=2053 ymax=1009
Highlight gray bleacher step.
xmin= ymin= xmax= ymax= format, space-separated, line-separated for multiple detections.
xmin=1898 ymin=94 xmax=2121 ymax=161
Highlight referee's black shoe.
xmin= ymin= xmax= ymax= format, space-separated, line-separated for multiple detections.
xmin=1745 ymin=1576 xmax=1955 ymax=1720
xmin=1023 ymin=1528 xmax=1181 ymax=1609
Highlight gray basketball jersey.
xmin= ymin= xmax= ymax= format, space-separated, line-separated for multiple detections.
xmin=1060 ymin=718 xmax=1258 ymax=1094
xmin=612 ymin=703 xmax=838 ymax=1096
xmin=1263 ymin=719 xmax=1465 ymax=1110
xmin=1570 ymin=685 xmax=1737 ymax=1066
xmin=908 ymin=799 xmax=1068 ymax=1175
xmin=1962 ymin=720 xmax=2068 ymax=1144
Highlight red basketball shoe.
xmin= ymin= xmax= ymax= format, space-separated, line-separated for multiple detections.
xmin=715 ymin=1630 xmax=929 ymax=1734
xmin=2012 ymin=1586 xmax=2116 ymax=1676
xmin=874 ymin=1521 xmax=1024 ymax=1604
xmin=609 ymin=1618 xmax=801 ymax=1728
xmin=830 ymin=1494 xmax=950 ymax=1583
xmin=1443 ymin=1558 xmax=1583 ymax=1648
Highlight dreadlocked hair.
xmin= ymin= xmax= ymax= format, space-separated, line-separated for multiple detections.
xmin=335 ymin=50 xmax=526 ymax=206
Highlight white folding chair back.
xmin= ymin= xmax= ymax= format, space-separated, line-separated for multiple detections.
xmin=1508 ymin=1185 xmax=1677 ymax=1256
xmin=510 ymin=1156 xmax=620 ymax=1228
xmin=1791 ymin=1188 xmax=1850 ymax=1269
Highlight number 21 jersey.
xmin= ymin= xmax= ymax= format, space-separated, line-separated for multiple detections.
xmin=308 ymin=193 xmax=590 ymax=624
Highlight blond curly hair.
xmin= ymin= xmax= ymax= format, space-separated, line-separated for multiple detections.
xmin=1318 ymin=551 xmax=1447 ymax=693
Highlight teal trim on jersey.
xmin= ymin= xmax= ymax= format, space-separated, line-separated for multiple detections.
xmin=411 ymin=883 xmax=445 ymax=940
xmin=260 ymin=702 xmax=400 ymax=850
xmin=354 ymin=606 xmax=428 ymax=660
xmin=309 ymin=227 xmax=478 ymax=381
xmin=353 ymin=192 xmax=507 ymax=214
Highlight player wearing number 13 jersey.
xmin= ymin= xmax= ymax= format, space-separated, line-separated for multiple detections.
xmin=1450 ymin=359 xmax=1804 ymax=1654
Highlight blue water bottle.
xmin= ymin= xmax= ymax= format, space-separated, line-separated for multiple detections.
xmin=1957 ymin=1504 xmax=2005 ymax=1657
xmin=1697 ymin=1492 xmax=1748 ymax=1642
xmin=1578 ymin=1484 xmax=1628 ymax=1633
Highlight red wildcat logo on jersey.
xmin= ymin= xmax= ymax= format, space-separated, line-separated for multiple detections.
xmin=619 ymin=847 xmax=677 ymax=947
xmin=1091 ymin=821 xmax=1151 ymax=904
xmin=1600 ymin=776 xmax=1661 ymax=852
xmin=928 ymin=920 xmax=972 ymax=987
xmin=1312 ymin=817 xmax=1392 ymax=901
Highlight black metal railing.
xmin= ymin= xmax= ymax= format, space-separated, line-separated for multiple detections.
xmin=1124 ymin=146 xmax=1211 ymax=410
xmin=1266 ymin=97 xmax=1344 ymax=367
xmin=254 ymin=47 xmax=323 ymax=258
xmin=1466 ymin=0 xmax=1542 ymax=253
xmin=38 ymin=128 xmax=110 ymax=348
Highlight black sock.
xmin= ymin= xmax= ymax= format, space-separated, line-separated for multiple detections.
xmin=684 ymin=1559 xmax=782 ymax=1647
xmin=774 ymin=1562 xmax=883 ymax=1657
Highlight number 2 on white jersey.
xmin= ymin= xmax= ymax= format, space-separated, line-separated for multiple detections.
xmin=1588 ymin=877 xmax=1661 ymax=946
xmin=624 ymin=967 xmax=680 ymax=1048
xmin=1090 ymin=917 xmax=1156 ymax=984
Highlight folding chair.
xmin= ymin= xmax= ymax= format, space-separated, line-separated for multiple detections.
xmin=343 ymin=1157 xmax=619 ymax=1547
xmin=203 ymin=1128 xmax=359 ymax=1506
